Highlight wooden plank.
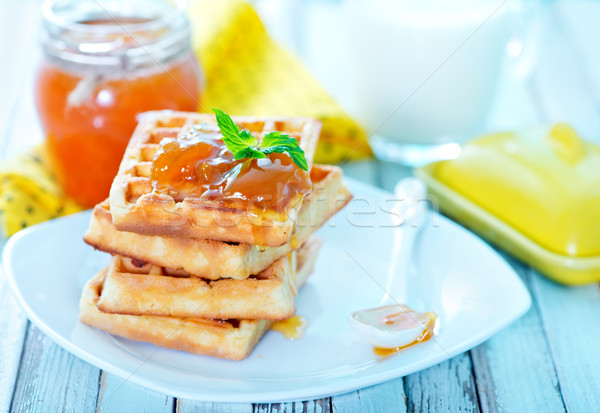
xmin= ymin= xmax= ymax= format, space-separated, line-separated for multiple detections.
xmin=177 ymin=399 xmax=252 ymax=413
xmin=97 ymin=371 xmax=175 ymax=412
xmin=0 ymin=267 xmax=28 ymax=413
xmin=0 ymin=2 xmax=53 ymax=412
xmin=253 ymin=399 xmax=331 ymax=413
xmin=2 ymin=44 xmax=44 ymax=158
xmin=530 ymin=269 xmax=600 ymax=412
xmin=0 ymin=4 xmax=58 ymax=410
xmin=9 ymin=324 xmax=100 ymax=412
xmin=470 ymin=253 xmax=565 ymax=413
xmin=473 ymin=6 xmax=595 ymax=410
xmin=403 ymin=353 xmax=480 ymax=413
xmin=0 ymin=0 xmax=42 ymax=157
xmin=332 ymin=378 xmax=407 ymax=413
xmin=554 ymin=2 xmax=600 ymax=129
xmin=530 ymin=4 xmax=600 ymax=141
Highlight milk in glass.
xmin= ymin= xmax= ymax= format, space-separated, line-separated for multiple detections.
xmin=345 ymin=0 xmax=514 ymax=164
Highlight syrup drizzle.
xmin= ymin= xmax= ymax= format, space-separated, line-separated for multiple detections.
xmin=271 ymin=316 xmax=307 ymax=340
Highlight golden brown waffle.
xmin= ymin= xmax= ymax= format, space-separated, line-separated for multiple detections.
xmin=95 ymin=239 xmax=313 ymax=320
xmin=109 ymin=110 xmax=321 ymax=247
xmin=79 ymin=237 xmax=321 ymax=360
xmin=88 ymin=165 xmax=350 ymax=280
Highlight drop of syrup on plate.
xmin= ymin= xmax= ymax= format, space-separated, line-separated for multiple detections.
xmin=271 ymin=315 xmax=307 ymax=340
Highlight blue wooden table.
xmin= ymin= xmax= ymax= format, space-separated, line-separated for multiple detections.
xmin=2 ymin=0 xmax=600 ymax=411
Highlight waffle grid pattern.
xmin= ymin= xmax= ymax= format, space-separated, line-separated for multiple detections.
xmin=124 ymin=112 xmax=319 ymax=204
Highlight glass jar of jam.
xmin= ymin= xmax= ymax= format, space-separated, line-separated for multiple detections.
xmin=35 ymin=0 xmax=202 ymax=207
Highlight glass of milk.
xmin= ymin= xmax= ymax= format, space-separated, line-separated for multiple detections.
xmin=344 ymin=0 xmax=516 ymax=166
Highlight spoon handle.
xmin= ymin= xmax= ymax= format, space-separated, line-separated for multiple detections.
xmin=381 ymin=178 xmax=427 ymax=306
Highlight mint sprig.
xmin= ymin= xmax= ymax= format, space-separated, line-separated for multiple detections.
xmin=212 ymin=108 xmax=308 ymax=171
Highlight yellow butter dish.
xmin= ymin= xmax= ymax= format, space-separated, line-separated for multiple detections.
xmin=416 ymin=123 xmax=600 ymax=285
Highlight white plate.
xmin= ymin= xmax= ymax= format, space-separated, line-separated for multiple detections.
xmin=3 ymin=178 xmax=531 ymax=402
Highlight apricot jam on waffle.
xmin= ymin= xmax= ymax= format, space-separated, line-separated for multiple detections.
xmin=150 ymin=124 xmax=312 ymax=213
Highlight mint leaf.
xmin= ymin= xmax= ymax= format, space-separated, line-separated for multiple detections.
xmin=213 ymin=108 xmax=254 ymax=153
xmin=233 ymin=147 xmax=266 ymax=160
xmin=212 ymin=108 xmax=308 ymax=171
xmin=260 ymin=131 xmax=288 ymax=147
xmin=260 ymin=132 xmax=308 ymax=171
xmin=239 ymin=129 xmax=257 ymax=146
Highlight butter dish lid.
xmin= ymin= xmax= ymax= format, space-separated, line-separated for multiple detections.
xmin=416 ymin=124 xmax=600 ymax=285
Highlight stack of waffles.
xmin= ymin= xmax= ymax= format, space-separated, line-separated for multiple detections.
xmin=79 ymin=111 xmax=352 ymax=360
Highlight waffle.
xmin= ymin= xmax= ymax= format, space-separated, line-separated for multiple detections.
xmin=79 ymin=237 xmax=321 ymax=360
xmin=95 ymin=240 xmax=311 ymax=320
xmin=109 ymin=110 xmax=321 ymax=247
xmin=88 ymin=165 xmax=350 ymax=280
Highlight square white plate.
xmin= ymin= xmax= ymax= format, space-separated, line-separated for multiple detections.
xmin=3 ymin=178 xmax=530 ymax=402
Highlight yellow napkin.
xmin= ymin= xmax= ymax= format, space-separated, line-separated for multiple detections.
xmin=1 ymin=0 xmax=369 ymax=237
xmin=0 ymin=146 xmax=82 ymax=237
xmin=189 ymin=0 xmax=371 ymax=163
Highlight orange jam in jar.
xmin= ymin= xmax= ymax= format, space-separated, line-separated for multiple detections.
xmin=150 ymin=125 xmax=312 ymax=213
xmin=35 ymin=0 xmax=202 ymax=207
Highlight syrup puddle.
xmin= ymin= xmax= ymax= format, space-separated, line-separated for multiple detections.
xmin=271 ymin=315 xmax=308 ymax=340
xmin=349 ymin=305 xmax=437 ymax=356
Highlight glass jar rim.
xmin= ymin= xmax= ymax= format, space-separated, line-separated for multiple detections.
xmin=39 ymin=0 xmax=193 ymax=73
xmin=41 ymin=0 xmax=188 ymax=34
